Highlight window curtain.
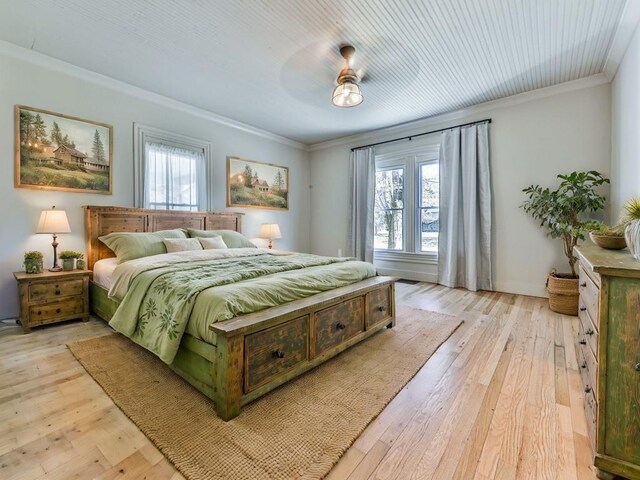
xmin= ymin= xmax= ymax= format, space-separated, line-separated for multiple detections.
xmin=348 ymin=147 xmax=375 ymax=262
xmin=438 ymin=122 xmax=492 ymax=291
xmin=144 ymin=142 xmax=206 ymax=211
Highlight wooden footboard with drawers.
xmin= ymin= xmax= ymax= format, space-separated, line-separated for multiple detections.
xmin=85 ymin=206 xmax=397 ymax=420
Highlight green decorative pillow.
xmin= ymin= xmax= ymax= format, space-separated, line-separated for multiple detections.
xmin=186 ymin=229 xmax=256 ymax=248
xmin=99 ymin=229 xmax=187 ymax=263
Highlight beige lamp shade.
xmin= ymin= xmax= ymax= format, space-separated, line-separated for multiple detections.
xmin=36 ymin=208 xmax=71 ymax=234
xmin=259 ymin=223 xmax=282 ymax=240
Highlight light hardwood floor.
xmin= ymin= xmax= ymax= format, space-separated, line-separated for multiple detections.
xmin=0 ymin=283 xmax=598 ymax=479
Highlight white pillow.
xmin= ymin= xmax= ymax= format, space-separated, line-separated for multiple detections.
xmin=198 ymin=236 xmax=228 ymax=250
xmin=163 ymin=238 xmax=203 ymax=253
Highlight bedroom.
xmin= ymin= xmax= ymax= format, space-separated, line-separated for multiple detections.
xmin=0 ymin=0 xmax=639 ymax=479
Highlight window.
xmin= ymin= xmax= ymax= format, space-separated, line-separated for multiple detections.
xmin=145 ymin=143 xmax=204 ymax=211
xmin=134 ymin=124 xmax=211 ymax=211
xmin=374 ymin=167 xmax=404 ymax=250
xmin=418 ymin=162 xmax=439 ymax=253
xmin=374 ymin=146 xmax=439 ymax=256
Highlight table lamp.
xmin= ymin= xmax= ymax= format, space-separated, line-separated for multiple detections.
xmin=259 ymin=223 xmax=282 ymax=249
xmin=37 ymin=206 xmax=71 ymax=271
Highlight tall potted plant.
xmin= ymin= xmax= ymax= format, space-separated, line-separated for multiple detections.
xmin=521 ymin=171 xmax=609 ymax=315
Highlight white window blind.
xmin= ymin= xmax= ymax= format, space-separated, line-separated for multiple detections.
xmin=144 ymin=142 xmax=206 ymax=211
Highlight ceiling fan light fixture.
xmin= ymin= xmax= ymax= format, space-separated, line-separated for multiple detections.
xmin=332 ymin=81 xmax=363 ymax=107
xmin=332 ymin=45 xmax=363 ymax=108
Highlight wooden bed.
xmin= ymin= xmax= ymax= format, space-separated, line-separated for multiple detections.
xmin=85 ymin=205 xmax=397 ymax=420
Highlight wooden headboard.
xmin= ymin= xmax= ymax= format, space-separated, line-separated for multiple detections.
xmin=84 ymin=205 xmax=244 ymax=270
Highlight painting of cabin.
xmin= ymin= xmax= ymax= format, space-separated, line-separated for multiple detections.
xmin=15 ymin=105 xmax=112 ymax=194
xmin=227 ymin=156 xmax=288 ymax=210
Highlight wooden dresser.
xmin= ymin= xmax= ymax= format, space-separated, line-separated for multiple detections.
xmin=14 ymin=270 xmax=90 ymax=333
xmin=574 ymin=245 xmax=640 ymax=480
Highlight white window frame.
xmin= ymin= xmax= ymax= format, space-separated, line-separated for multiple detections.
xmin=374 ymin=144 xmax=439 ymax=264
xmin=133 ymin=123 xmax=212 ymax=210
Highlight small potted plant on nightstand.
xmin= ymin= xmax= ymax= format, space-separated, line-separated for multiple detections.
xmin=76 ymin=253 xmax=86 ymax=270
xmin=23 ymin=251 xmax=44 ymax=274
xmin=522 ymin=170 xmax=609 ymax=315
xmin=58 ymin=250 xmax=83 ymax=271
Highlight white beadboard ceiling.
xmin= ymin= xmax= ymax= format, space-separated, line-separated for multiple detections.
xmin=0 ymin=0 xmax=630 ymax=144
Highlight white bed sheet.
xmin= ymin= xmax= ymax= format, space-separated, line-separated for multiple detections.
xmin=93 ymin=257 xmax=118 ymax=289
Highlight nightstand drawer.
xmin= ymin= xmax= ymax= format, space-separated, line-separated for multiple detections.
xmin=29 ymin=297 xmax=86 ymax=326
xmin=29 ymin=278 xmax=84 ymax=303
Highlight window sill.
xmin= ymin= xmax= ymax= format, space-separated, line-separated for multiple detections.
xmin=374 ymin=250 xmax=438 ymax=265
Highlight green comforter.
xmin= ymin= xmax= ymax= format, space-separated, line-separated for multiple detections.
xmin=107 ymin=249 xmax=376 ymax=363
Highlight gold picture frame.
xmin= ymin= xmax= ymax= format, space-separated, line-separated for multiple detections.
xmin=15 ymin=105 xmax=113 ymax=194
xmin=226 ymin=156 xmax=289 ymax=210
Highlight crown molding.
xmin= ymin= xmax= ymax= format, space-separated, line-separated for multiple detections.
xmin=0 ymin=40 xmax=306 ymax=151
xmin=603 ymin=0 xmax=640 ymax=81
xmin=309 ymin=73 xmax=610 ymax=152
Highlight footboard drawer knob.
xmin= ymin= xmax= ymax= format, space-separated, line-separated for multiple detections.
xmin=273 ymin=350 xmax=285 ymax=359
xmin=336 ymin=322 xmax=346 ymax=330
xmin=378 ymin=305 xmax=386 ymax=312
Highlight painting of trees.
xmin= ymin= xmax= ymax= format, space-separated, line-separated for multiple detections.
xmin=15 ymin=106 xmax=112 ymax=193
xmin=50 ymin=121 xmax=63 ymax=146
xmin=243 ymin=164 xmax=253 ymax=187
xmin=92 ymin=129 xmax=106 ymax=162
xmin=228 ymin=157 xmax=288 ymax=210
xmin=273 ymin=169 xmax=285 ymax=191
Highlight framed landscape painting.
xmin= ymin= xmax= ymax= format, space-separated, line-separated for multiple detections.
xmin=15 ymin=105 xmax=113 ymax=194
xmin=227 ymin=156 xmax=288 ymax=210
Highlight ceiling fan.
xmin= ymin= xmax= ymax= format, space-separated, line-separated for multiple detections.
xmin=332 ymin=45 xmax=363 ymax=108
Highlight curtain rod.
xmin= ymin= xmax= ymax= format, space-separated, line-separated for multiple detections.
xmin=350 ymin=118 xmax=492 ymax=152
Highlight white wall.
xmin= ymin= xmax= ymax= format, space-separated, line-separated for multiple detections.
xmin=0 ymin=52 xmax=310 ymax=320
xmin=611 ymin=21 xmax=640 ymax=220
xmin=310 ymin=82 xmax=611 ymax=297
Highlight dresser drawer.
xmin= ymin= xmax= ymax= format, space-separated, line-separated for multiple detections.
xmin=311 ymin=297 xmax=364 ymax=357
xmin=365 ymin=285 xmax=392 ymax=329
xmin=28 ymin=297 xmax=86 ymax=326
xmin=579 ymin=267 xmax=599 ymax=328
xmin=577 ymin=319 xmax=598 ymax=394
xmin=578 ymin=304 xmax=598 ymax=357
xmin=29 ymin=278 xmax=84 ymax=303
xmin=584 ymin=380 xmax=598 ymax=452
xmin=244 ymin=316 xmax=309 ymax=392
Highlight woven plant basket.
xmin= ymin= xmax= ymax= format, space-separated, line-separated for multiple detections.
xmin=546 ymin=270 xmax=579 ymax=316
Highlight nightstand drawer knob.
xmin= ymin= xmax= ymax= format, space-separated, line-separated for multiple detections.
xmin=273 ymin=350 xmax=285 ymax=359
xmin=55 ymin=289 xmax=61 ymax=295
xmin=378 ymin=305 xmax=386 ymax=312
xmin=584 ymin=385 xmax=592 ymax=394
xmin=56 ymin=308 xmax=61 ymax=314
xmin=37 ymin=310 xmax=41 ymax=315
xmin=581 ymin=361 xmax=587 ymax=369
xmin=336 ymin=322 xmax=346 ymax=330
xmin=579 ymin=306 xmax=587 ymax=312
xmin=579 ymin=339 xmax=587 ymax=345
xmin=580 ymin=282 xmax=587 ymax=287
xmin=635 ymin=363 xmax=640 ymax=372
xmin=586 ymin=328 xmax=594 ymax=335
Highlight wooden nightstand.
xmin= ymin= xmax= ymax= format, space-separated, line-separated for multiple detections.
xmin=13 ymin=270 xmax=90 ymax=333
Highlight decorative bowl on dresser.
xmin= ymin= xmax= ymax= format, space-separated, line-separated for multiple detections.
xmin=574 ymin=245 xmax=640 ymax=480
xmin=13 ymin=270 xmax=90 ymax=333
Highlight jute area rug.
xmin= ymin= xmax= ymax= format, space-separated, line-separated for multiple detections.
xmin=69 ymin=306 xmax=462 ymax=480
